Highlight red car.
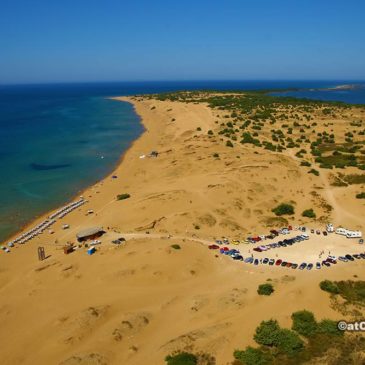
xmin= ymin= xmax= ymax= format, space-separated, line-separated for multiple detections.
xmin=222 ymin=247 xmax=229 ymax=251
xmin=286 ymin=262 xmax=292 ymax=268
xmin=208 ymin=244 xmax=220 ymax=250
xmin=288 ymin=225 xmax=293 ymax=230
xmin=275 ymin=259 xmax=283 ymax=266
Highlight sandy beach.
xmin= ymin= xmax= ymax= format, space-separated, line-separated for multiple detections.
xmin=0 ymin=94 xmax=364 ymax=365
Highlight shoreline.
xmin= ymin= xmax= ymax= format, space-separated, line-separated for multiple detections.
xmin=2 ymin=97 xmax=146 ymax=245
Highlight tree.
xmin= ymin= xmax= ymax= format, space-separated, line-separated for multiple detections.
xmin=226 ymin=140 xmax=234 ymax=147
xmin=277 ymin=328 xmax=304 ymax=356
xmin=272 ymin=203 xmax=295 ymax=216
xmin=291 ymin=310 xmax=317 ymax=337
xmin=254 ymin=320 xmax=282 ymax=347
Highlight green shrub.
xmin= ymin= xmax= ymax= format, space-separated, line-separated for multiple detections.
xmin=171 ymin=244 xmax=181 ymax=250
xmin=226 ymin=140 xmax=234 ymax=147
xmin=165 ymin=352 xmax=197 ymax=365
xmin=291 ymin=310 xmax=317 ymax=337
xmin=257 ymin=283 xmax=274 ymax=296
xmin=300 ymin=160 xmax=311 ymax=167
xmin=254 ymin=320 xmax=282 ymax=346
xmin=302 ymin=209 xmax=316 ymax=219
xmin=117 ymin=193 xmax=131 ymax=200
xmin=233 ymin=347 xmax=272 ymax=365
xmin=208 ymin=130 xmax=214 ymax=135
xmin=356 ymin=192 xmax=365 ymax=199
xmin=272 ymin=203 xmax=295 ymax=216
xmin=213 ymin=153 xmax=219 ymax=158
xmin=308 ymin=169 xmax=319 ymax=176
xmin=277 ymin=328 xmax=304 ymax=356
xmin=317 ymin=319 xmax=344 ymax=337
xmin=320 ymin=280 xmax=340 ymax=294
xmin=196 ymin=127 xmax=202 ymax=131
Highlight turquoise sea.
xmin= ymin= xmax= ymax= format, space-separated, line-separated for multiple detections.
xmin=0 ymin=81 xmax=364 ymax=242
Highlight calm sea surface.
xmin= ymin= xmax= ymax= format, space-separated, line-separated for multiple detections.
xmin=0 ymin=81 xmax=364 ymax=242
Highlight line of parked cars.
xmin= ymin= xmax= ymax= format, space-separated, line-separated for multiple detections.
xmin=253 ymin=234 xmax=309 ymax=252
xmin=208 ymin=244 xmax=365 ymax=270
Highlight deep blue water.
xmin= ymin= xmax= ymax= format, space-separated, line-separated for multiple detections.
xmin=1 ymin=80 xmax=364 ymax=242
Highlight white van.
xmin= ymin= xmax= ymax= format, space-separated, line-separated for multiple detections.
xmin=346 ymin=231 xmax=362 ymax=239
xmin=336 ymin=228 xmax=349 ymax=236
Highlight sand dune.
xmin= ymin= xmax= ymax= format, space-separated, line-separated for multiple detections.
xmin=0 ymin=94 xmax=364 ymax=364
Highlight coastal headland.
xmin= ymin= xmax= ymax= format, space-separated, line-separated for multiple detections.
xmin=0 ymin=91 xmax=365 ymax=364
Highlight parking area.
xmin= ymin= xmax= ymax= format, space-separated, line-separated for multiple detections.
xmin=209 ymin=226 xmax=364 ymax=271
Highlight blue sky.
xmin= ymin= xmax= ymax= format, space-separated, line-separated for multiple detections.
xmin=1 ymin=0 xmax=365 ymax=83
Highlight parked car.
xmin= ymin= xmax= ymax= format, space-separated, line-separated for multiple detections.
xmin=323 ymin=231 xmax=328 ymax=236
xmin=233 ymin=255 xmax=243 ymax=261
xmin=322 ymin=260 xmax=331 ymax=267
xmin=345 ymin=254 xmax=355 ymax=261
xmin=263 ymin=258 xmax=269 ymax=264
xmin=299 ymin=263 xmax=307 ymax=270
xmin=307 ymin=263 xmax=313 ymax=270
xmin=338 ymin=256 xmax=348 ymax=262
xmin=360 ymin=253 xmax=365 ymax=259
xmin=208 ymin=244 xmax=220 ymax=250
xmin=316 ymin=230 xmax=321 ymax=235
xmin=286 ymin=262 xmax=292 ymax=268
xmin=281 ymin=261 xmax=288 ymax=267
xmin=353 ymin=254 xmax=361 ymax=259
xmin=269 ymin=259 xmax=275 ymax=265
xmin=275 ymin=259 xmax=283 ymax=266
xmin=245 ymin=257 xmax=253 ymax=263
xmin=254 ymin=259 xmax=259 ymax=265
xmin=316 ymin=262 xmax=321 ymax=269
xmin=253 ymin=247 xmax=263 ymax=252
xmin=291 ymin=264 xmax=298 ymax=269
xmin=311 ymin=229 xmax=315 ymax=234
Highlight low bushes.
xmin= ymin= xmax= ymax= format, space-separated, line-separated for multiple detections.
xmin=233 ymin=310 xmax=345 ymax=365
xmin=272 ymin=203 xmax=295 ymax=216
xmin=302 ymin=209 xmax=316 ymax=219
xmin=117 ymin=193 xmax=131 ymax=200
xmin=320 ymin=280 xmax=340 ymax=294
xmin=257 ymin=283 xmax=274 ymax=296
xmin=165 ymin=352 xmax=197 ymax=365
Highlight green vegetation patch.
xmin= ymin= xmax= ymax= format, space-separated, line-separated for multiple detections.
xmin=320 ymin=280 xmax=365 ymax=305
xmin=165 ymin=352 xmax=197 ymax=365
xmin=341 ymin=173 xmax=365 ymax=185
xmin=171 ymin=244 xmax=181 ymax=250
xmin=257 ymin=283 xmax=275 ymax=296
xmin=233 ymin=310 xmax=350 ymax=365
xmin=117 ymin=193 xmax=131 ymax=200
xmin=302 ymin=209 xmax=316 ymax=219
xmin=272 ymin=203 xmax=295 ymax=216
